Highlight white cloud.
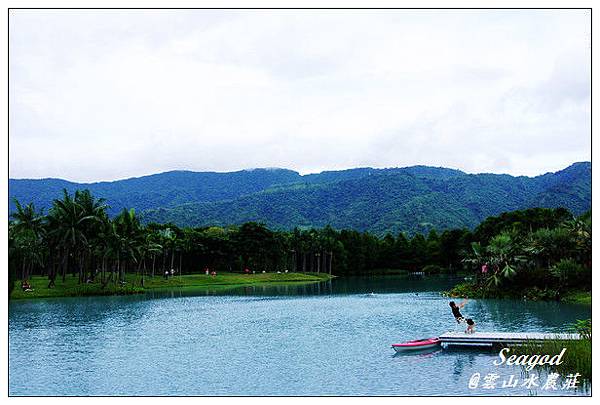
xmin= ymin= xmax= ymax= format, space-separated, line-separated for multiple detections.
xmin=9 ymin=9 xmax=591 ymax=182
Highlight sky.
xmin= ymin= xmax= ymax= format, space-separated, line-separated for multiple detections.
xmin=9 ymin=10 xmax=591 ymax=183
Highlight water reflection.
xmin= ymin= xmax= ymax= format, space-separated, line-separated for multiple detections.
xmin=9 ymin=275 xmax=591 ymax=396
xmin=392 ymin=347 xmax=443 ymax=358
xmin=451 ymin=351 xmax=478 ymax=381
xmin=144 ymin=275 xmax=461 ymax=299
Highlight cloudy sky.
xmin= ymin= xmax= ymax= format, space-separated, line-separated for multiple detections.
xmin=9 ymin=10 xmax=591 ymax=182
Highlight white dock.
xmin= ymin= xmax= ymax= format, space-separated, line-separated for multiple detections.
xmin=439 ymin=331 xmax=581 ymax=347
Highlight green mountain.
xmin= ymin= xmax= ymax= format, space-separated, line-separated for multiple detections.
xmin=9 ymin=162 xmax=590 ymax=235
xmin=8 ymin=168 xmax=301 ymax=216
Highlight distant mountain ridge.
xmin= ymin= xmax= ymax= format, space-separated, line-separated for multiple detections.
xmin=9 ymin=162 xmax=591 ymax=235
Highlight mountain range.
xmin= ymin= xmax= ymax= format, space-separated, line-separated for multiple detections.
xmin=9 ymin=162 xmax=591 ymax=235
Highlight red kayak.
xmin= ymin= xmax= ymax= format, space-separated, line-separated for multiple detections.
xmin=392 ymin=337 xmax=441 ymax=352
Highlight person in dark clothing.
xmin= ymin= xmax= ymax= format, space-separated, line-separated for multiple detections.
xmin=449 ymin=300 xmax=466 ymax=322
xmin=449 ymin=299 xmax=476 ymax=333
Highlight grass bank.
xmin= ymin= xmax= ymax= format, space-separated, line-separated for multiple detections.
xmin=445 ymin=282 xmax=591 ymax=305
xmin=512 ymin=334 xmax=592 ymax=383
xmin=10 ymin=272 xmax=334 ymax=300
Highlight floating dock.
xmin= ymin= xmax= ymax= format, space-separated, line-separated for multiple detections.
xmin=439 ymin=331 xmax=581 ymax=348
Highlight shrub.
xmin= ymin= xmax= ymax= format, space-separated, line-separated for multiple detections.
xmin=550 ymin=259 xmax=585 ymax=287
xmin=570 ymin=319 xmax=591 ymax=340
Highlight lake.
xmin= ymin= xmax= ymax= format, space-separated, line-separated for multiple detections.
xmin=9 ymin=275 xmax=591 ymax=396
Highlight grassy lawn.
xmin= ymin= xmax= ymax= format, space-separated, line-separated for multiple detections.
xmin=10 ymin=275 xmax=144 ymax=300
xmin=10 ymin=272 xmax=334 ymax=300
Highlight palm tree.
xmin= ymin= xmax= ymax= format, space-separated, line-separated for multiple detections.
xmin=113 ymin=208 xmax=144 ymax=283
xmin=485 ymin=233 xmax=525 ymax=287
xmin=145 ymin=229 xmax=163 ymax=278
xmin=77 ymin=190 xmax=108 ymax=279
xmin=10 ymin=200 xmax=45 ymax=281
xmin=11 ymin=199 xmax=44 ymax=237
xmin=158 ymin=228 xmax=176 ymax=275
xmin=48 ymin=189 xmax=107 ymax=283
xmin=138 ymin=233 xmax=162 ymax=287
xmin=562 ymin=216 xmax=591 ymax=267
xmin=462 ymin=241 xmax=486 ymax=282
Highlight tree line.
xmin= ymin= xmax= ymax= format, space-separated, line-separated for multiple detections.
xmin=8 ymin=189 xmax=591 ymax=296
xmin=459 ymin=208 xmax=591 ymax=297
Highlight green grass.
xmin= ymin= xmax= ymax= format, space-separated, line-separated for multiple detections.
xmin=512 ymin=338 xmax=592 ymax=383
xmin=10 ymin=275 xmax=145 ymax=299
xmin=10 ymin=272 xmax=334 ymax=300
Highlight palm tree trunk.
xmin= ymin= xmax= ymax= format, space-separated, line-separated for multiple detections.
xmin=152 ymin=254 xmax=156 ymax=278
xmin=116 ymin=256 xmax=120 ymax=285
xmin=48 ymin=254 xmax=57 ymax=288
xmin=142 ymin=259 xmax=146 ymax=288
xmin=62 ymin=250 xmax=68 ymax=282
xmin=78 ymin=253 xmax=84 ymax=284
xmin=316 ymin=254 xmax=321 ymax=273
xmin=137 ymin=259 xmax=143 ymax=286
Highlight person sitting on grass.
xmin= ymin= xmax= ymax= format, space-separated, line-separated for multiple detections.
xmin=21 ymin=280 xmax=33 ymax=292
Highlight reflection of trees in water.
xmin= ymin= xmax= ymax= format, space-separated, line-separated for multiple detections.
xmin=144 ymin=279 xmax=336 ymax=298
xmin=452 ymin=352 xmax=477 ymax=381
xmin=232 ymin=280 xmax=334 ymax=296
xmin=469 ymin=299 xmax=591 ymax=332
xmin=333 ymin=275 xmax=462 ymax=295
xmin=128 ymin=275 xmax=461 ymax=300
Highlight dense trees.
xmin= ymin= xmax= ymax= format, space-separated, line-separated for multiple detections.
xmin=10 ymin=162 xmax=591 ymax=237
xmin=9 ymin=189 xmax=591 ymax=299
xmin=461 ymin=208 xmax=592 ymax=296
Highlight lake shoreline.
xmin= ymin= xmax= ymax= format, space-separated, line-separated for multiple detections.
xmin=10 ymin=272 xmax=335 ymax=300
xmin=9 ymin=275 xmax=591 ymax=396
xmin=446 ymin=281 xmax=591 ymax=305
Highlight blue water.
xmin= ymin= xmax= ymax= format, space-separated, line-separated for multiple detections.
xmin=9 ymin=276 xmax=591 ymax=396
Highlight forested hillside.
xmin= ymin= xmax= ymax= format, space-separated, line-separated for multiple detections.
xmin=142 ymin=162 xmax=591 ymax=235
xmin=9 ymin=162 xmax=591 ymax=235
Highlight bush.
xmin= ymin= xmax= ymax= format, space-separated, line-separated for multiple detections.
xmin=550 ymin=259 xmax=586 ymax=287
xmin=570 ymin=319 xmax=591 ymax=340
xmin=445 ymin=282 xmax=487 ymax=298
xmin=523 ymin=286 xmax=559 ymax=301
